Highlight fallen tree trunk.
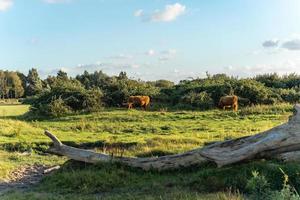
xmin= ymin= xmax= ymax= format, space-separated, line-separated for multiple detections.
xmin=45 ymin=104 xmax=300 ymax=170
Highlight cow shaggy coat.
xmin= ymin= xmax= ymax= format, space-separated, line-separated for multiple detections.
xmin=218 ymin=95 xmax=238 ymax=112
xmin=127 ymin=96 xmax=150 ymax=110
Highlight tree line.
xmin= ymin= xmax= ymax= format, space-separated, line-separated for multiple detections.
xmin=2 ymin=68 xmax=300 ymax=116
xmin=0 ymin=71 xmax=24 ymax=99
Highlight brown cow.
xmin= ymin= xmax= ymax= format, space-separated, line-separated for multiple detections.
xmin=218 ymin=95 xmax=238 ymax=112
xmin=127 ymin=96 xmax=150 ymax=110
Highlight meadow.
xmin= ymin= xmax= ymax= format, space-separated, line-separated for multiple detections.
xmin=0 ymin=104 xmax=298 ymax=199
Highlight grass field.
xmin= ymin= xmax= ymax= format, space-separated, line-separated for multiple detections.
xmin=0 ymin=104 xmax=297 ymax=199
xmin=0 ymin=104 xmax=30 ymax=117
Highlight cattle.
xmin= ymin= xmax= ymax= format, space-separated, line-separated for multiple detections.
xmin=127 ymin=96 xmax=150 ymax=110
xmin=218 ymin=95 xmax=238 ymax=112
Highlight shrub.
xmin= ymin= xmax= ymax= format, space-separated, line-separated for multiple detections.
xmin=270 ymin=184 xmax=300 ymax=200
xmin=278 ymin=88 xmax=300 ymax=103
xmin=246 ymin=171 xmax=271 ymax=200
xmin=235 ymin=79 xmax=275 ymax=104
xmin=181 ymin=91 xmax=214 ymax=109
xmin=30 ymin=78 xmax=103 ymax=117
xmin=269 ymin=168 xmax=300 ymax=200
xmin=246 ymin=169 xmax=300 ymax=200
xmin=48 ymin=96 xmax=72 ymax=117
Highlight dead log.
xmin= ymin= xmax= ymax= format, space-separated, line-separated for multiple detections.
xmin=43 ymin=165 xmax=61 ymax=174
xmin=45 ymin=104 xmax=300 ymax=171
xmin=45 ymin=130 xmax=207 ymax=170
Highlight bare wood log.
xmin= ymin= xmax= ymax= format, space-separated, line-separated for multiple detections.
xmin=43 ymin=165 xmax=61 ymax=174
xmin=44 ymin=104 xmax=300 ymax=170
xmin=200 ymin=104 xmax=300 ymax=167
xmin=275 ymin=151 xmax=300 ymax=162
xmin=44 ymin=130 xmax=208 ymax=170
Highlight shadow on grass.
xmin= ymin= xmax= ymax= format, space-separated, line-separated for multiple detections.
xmin=34 ymin=158 xmax=300 ymax=197
xmin=0 ymin=140 xmax=138 ymax=153
xmin=63 ymin=141 xmax=138 ymax=150
xmin=135 ymin=149 xmax=174 ymax=157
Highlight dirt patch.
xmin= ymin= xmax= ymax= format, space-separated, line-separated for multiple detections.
xmin=0 ymin=164 xmax=59 ymax=194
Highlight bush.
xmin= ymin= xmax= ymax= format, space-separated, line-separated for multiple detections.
xmin=181 ymin=91 xmax=214 ymax=109
xmin=269 ymin=169 xmax=300 ymax=200
xmin=246 ymin=171 xmax=271 ymax=200
xmin=270 ymin=185 xmax=300 ymax=200
xmin=235 ymin=79 xmax=275 ymax=104
xmin=30 ymin=78 xmax=103 ymax=117
xmin=278 ymin=88 xmax=300 ymax=103
xmin=48 ymin=96 xmax=72 ymax=117
xmin=157 ymin=74 xmax=284 ymax=108
xmin=23 ymin=70 xmax=300 ymax=111
xmin=246 ymin=169 xmax=300 ymax=200
xmin=76 ymin=71 xmax=160 ymax=107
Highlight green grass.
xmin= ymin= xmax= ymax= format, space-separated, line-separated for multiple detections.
xmin=0 ymin=103 xmax=296 ymax=199
xmin=0 ymin=104 xmax=292 ymax=155
xmin=0 ymin=190 xmax=244 ymax=200
xmin=0 ymin=104 xmax=30 ymax=117
xmin=0 ymin=98 xmax=21 ymax=105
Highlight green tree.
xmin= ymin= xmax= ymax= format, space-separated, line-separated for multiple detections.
xmin=57 ymin=70 xmax=68 ymax=80
xmin=7 ymin=72 xmax=24 ymax=98
xmin=0 ymin=71 xmax=24 ymax=98
xmin=0 ymin=71 xmax=8 ymax=98
xmin=16 ymin=72 xmax=27 ymax=96
xmin=148 ymin=80 xmax=174 ymax=88
xmin=26 ymin=68 xmax=43 ymax=96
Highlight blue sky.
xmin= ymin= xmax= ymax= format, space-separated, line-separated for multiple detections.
xmin=1 ymin=0 xmax=300 ymax=81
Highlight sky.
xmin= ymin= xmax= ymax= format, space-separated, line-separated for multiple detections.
xmin=0 ymin=0 xmax=300 ymax=81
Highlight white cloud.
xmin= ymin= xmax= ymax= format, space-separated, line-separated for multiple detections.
xmin=151 ymin=3 xmax=186 ymax=22
xmin=43 ymin=0 xmax=70 ymax=4
xmin=224 ymin=65 xmax=233 ymax=71
xmin=161 ymin=49 xmax=177 ymax=55
xmin=170 ymin=70 xmax=204 ymax=82
xmin=262 ymin=39 xmax=279 ymax=48
xmin=146 ymin=49 xmax=155 ymax=56
xmin=282 ymin=39 xmax=300 ymax=50
xmin=134 ymin=9 xmax=143 ymax=17
xmin=47 ymin=61 xmax=142 ymax=77
xmin=159 ymin=49 xmax=177 ymax=61
xmin=223 ymin=60 xmax=300 ymax=77
xmin=79 ymin=62 xmax=140 ymax=71
xmin=131 ymin=68 xmax=204 ymax=83
xmin=128 ymin=63 xmax=140 ymax=69
xmin=0 ymin=0 xmax=13 ymax=12
xmin=252 ymin=48 xmax=281 ymax=55
xmin=29 ymin=38 xmax=39 ymax=45
xmin=109 ymin=54 xmax=133 ymax=60
xmin=159 ymin=56 xmax=170 ymax=61
xmin=135 ymin=3 xmax=186 ymax=22
xmin=261 ymin=36 xmax=300 ymax=51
